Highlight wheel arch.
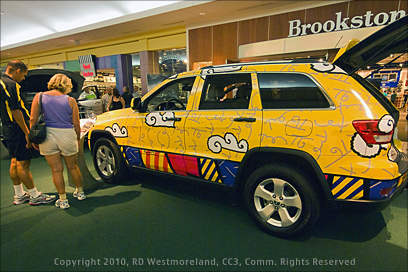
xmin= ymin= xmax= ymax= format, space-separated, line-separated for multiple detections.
xmin=90 ymin=130 xmax=127 ymax=183
xmin=235 ymin=147 xmax=332 ymax=203
xmin=89 ymin=130 xmax=118 ymax=151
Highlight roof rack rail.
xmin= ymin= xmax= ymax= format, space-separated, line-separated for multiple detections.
xmin=291 ymin=58 xmax=324 ymax=63
xmin=199 ymin=59 xmax=323 ymax=70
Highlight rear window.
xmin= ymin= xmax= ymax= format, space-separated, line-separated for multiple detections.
xmin=258 ymin=73 xmax=330 ymax=109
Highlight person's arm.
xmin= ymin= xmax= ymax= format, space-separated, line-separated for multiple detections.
xmin=107 ymin=98 xmax=112 ymax=112
xmin=29 ymin=93 xmax=40 ymax=129
xmin=69 ymin=97 xmax=81 ymax=141
xmin=102 ymin=95 xmax=108 ymax=112
xmin=120 ymin=97 xmax=125 ymax=109
xmin=28 ymin=93 xmax=42 ymax=149
xmin=12 ymin=109 xmax=32 ymax=148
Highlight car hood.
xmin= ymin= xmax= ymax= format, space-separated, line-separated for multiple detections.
xmin=333 ymin=15 xmax=408 ymax=74
xmin=20 ymin=68 xmax=85 ymax=99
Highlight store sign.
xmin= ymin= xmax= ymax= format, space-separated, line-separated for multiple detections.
xmin=79 ymin=55 xmax=96 ymax=77
xmin=288 ymin=10 xmax=406 ymax=37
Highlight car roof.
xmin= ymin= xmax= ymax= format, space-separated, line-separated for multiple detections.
xmin=333 ymin=15 xmax=408 ymax=75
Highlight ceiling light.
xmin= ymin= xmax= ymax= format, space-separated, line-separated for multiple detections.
xmin=0 ymin=11 xmax=4 ymax=15
xmin=199 ymin=12 xmax=205 ymax=15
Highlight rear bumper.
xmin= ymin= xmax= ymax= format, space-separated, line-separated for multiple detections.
xmin=331 ymin=177 xmax=407 ymax=213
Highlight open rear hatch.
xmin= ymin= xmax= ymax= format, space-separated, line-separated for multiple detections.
xmin=19 ymin=68 xmax=85 ymax=107
xmin=333 ymin=15 xmax=407 ymax=74
xmin=333 ymin=15 xmax=408 ymax=122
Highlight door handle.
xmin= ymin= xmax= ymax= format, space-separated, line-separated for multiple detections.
xmin=164 ymin=117 xmax=181 ymax=121
xmin=234 ymin=117 xmax=256 ymax=122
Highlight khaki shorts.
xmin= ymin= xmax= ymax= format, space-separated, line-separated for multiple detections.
xmin=39 ymin=127 xmax=78 ymax=156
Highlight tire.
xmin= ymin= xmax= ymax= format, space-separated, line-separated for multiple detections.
xmin=92 ymin=138 xmax=126 ymax=183
xmin=244 ymin=164 xmax=320 ymax=237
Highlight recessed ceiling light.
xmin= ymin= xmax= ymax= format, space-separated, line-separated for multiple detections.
xmin=0 ymin=11 xmax=4 ymax=15
xmin=199 ymin=12 xmax=205 ymax=15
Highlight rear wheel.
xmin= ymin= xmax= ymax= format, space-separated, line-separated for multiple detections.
xmin=92 ymin=138 xmax=126 ymax=183
xmin=244 ymin=164 xmax=320 ymax=237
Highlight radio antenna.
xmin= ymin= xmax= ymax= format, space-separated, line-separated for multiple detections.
xmin=326 ymin=36 xmax=343 ymax=61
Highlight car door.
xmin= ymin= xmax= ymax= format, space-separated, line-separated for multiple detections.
xmin=183 ymin=71 xmax=262 ymax=186
xmin=77 ymin=85 xmax=103 ymax=115
xmin=124 ymin=76 xmax=198 ymax=175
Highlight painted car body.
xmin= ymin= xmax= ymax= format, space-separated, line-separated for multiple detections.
xmin=89 ymin=62 xmax=407 ymax=200
xmin=88 ymin=16 xmax=407 ymax=236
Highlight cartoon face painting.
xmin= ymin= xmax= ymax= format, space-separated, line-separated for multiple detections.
xmin=350 ymin=115 xmax=395 ymax=158
xmin=310 ymin=63 xmax=347 ymax=74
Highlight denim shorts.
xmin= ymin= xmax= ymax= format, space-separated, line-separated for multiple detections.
xmin=39 ymin=127 xmax=78 ymax=156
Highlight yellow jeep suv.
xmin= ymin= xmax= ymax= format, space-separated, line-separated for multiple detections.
xmin=88 ymin=16 xmax=407 ymax=237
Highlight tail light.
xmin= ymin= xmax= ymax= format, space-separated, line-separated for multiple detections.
xmin=352 ymin=120 xmax=393 ymax=145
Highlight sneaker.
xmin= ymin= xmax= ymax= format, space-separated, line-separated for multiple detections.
xmin=55 ymin=199 xmax=70 ymax=209
xmin=29 ymin=193 xmax=57 ymax=206
xmin=73 ymin=190 xmax=86 ymax=200
xmin=14 ymin=192 xmax=30 ymax=205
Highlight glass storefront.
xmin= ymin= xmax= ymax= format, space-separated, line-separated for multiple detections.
xmin=159 ymin=48 xmax=187 ymax=76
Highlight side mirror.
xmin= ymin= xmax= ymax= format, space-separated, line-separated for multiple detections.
xmin=131 ymin=97 xmax=142 ymax=111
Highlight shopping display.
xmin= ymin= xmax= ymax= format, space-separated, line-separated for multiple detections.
xmin=86 ymin=17 xmax=408 ymax=238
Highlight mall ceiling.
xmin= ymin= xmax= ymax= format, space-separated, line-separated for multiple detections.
xmin=0 ymin=0 xmax=310 ymax=60
xmin=1 ymin=0 xmax=406 ymax=67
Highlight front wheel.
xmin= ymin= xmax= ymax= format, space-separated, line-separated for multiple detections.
xmin=92 ymin=138 xmax=126 ymax=183
xmin=244 ymin=164 xmax=320 ymax=237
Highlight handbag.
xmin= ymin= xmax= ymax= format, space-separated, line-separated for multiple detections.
xmin=29 ymin=92 xmax=47 ymax=144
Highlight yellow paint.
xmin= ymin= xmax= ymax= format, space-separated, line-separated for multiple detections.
xmin=332 ymin=38 xmax=360 ymax=62
xmin=338 ymin=179 xmax=363 ymax=199
xmin=89 ymin=61 xmax=403 ymax=183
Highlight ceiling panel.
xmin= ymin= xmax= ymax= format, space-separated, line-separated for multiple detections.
xmin=2 ymin=0 xmax=318 ymax=60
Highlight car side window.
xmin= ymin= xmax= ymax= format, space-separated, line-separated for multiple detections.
xmin=145 ymin=77 xmax=195 ymax=111
xmin=258 ymin=73 xmax=330 ymax=109
xmin=199 ymin=73 xmax=252 ymax=110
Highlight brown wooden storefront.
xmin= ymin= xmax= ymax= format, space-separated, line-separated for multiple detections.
xmin=187 ymin=0 xmax=407 ymax=69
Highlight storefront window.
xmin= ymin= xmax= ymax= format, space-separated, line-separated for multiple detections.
xmin=159 ymin=48 xmax=187 ymax=76
xmin=131 ymin=53 xmax=141 ymax=91
xmin=34 ymin=62 xmax=64 ymax=69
